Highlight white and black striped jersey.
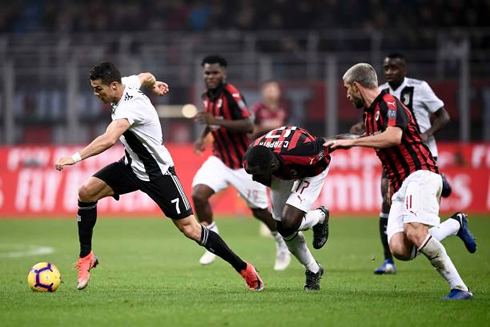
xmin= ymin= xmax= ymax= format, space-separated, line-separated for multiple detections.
xmin=380 ymin=77 xmax=444 ymax=157
xmin=109 ymin=75 xmax=174 ymax=181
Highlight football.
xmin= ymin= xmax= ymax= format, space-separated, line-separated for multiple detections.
xmin=27 ymin=262 xmax=61 ymax=292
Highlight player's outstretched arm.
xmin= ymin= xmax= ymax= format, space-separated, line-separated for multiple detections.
xmin=324 ymin=126 xmax=402 ymax=152
xmin=136 ymin=72 xmax=169 ymax=96
xmin=55 ymin=119 xmax=130 ymax=171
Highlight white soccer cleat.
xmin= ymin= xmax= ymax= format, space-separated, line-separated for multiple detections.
xmin=199 ymin=250 xmax=216 ymax=265
xmin=274 ymin=249 xmax=291 ymax=271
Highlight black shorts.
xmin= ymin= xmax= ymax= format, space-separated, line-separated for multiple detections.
xmin=93 ymin=160 xmax=193 ymax=219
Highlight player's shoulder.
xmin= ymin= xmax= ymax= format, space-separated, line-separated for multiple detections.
xmin=223 ymin=83 xmax=243 ymax=98
xmin=405 ymin=77 xmax=426 ymax=87
xmin=379 ymin=82 xmax=389 ymax=91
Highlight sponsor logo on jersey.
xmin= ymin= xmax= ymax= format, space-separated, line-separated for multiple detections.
xmin=124 ymin=93 xmax=133 ymax=101
xmin=387 ymin=101 xmax=396 ymax=107
xmin=375 ymin=111 xmax=380 ymax=121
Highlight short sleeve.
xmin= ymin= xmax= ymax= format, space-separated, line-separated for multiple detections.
xmin=121 ymin=75 xmax=141 ymax=90
xmin=384 ymin=96 xmax=408 ymax=131
xmin=418 ymin=81 xmax=444 ymax=113
xmin=228 ymin=93 xmax=250 ymax=119
xmin=113 ymin=98 xmax=144 ymax=126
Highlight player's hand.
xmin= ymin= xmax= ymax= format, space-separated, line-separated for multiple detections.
xmin=193 ymin=139 xmax=205 ymax=156
xmin=55 ymin=156 xmax=76 ymax=171
xmin=420 ymin=131 xmax=429 ymax=143
xmin=349 ymin=122 xmax=364 ymax=134
xmin=194 ymin=112 xmax=215 ymax=125
xmin=323 ymin=139 xmax=354 ymax=152
xmin=152 ymin=81 xmax=169 ymax=96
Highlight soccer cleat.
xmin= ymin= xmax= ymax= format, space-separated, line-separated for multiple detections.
xmin=239 ymin=263 xmax=264 ymax=291
xmin=312 ymin=206 xmax=330 ymax=249
xmin=199 ymin=250 xmax=216 ymax=265
xmin=374 ymin=258 xmax=397 ymax=275
xmin=304 ymin=264 xmax=324 ymax=291
xmin=450 ymin=212 xmax=477 ymax=254
xmin=274 ymin=249 xmax=291 ymax=271
xmin=442 ymin=288 xmax=473 ymax=300
xmin=74 ymin=251 xmax=99 ymax=290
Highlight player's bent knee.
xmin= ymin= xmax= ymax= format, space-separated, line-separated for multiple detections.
xmin=78 ymin=184 xmax=97 ymax=203
xmin=191 ymin=190 xmax=209 ymax=207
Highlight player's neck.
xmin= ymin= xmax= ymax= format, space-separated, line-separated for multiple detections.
xmin=112 ymin=86 xmax=125 ymax=104
xmin=362 ymin=88 xmax=381 ymax=108
xmin=388 ymin=78 xmax=405 ymax=91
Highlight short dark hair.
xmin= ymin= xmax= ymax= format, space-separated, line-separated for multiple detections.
xmin=201 ymin=55 xmax=228 ymax=68
xmin=244 ymin=145 xmax=274 ymax=169
xmin=89 ymin=61 xmax=122 ymax=85
xmin=386 ymin=52 xmax=407 ymax=65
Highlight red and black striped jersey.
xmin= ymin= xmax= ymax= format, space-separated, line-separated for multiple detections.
xmin=247 ymin=126 xmax=331 ymax=180
xmin=202 ymin=83 xmax=251 ymax=169
xmin=363 ymin=89 xmax=439 ymax=192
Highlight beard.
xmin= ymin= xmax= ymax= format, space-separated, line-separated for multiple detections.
xmin=352 ymin=96 xmax=364 ymax=109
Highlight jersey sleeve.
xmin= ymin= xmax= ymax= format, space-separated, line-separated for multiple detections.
xmin=383 ymin=96 xmax=408 ymax=131
xmin=418 ymin=81 xmax=444 ymax=113
xmin=121 ymin=75 xmax=142 ymax=90
xmin=112 ymin=97 xmax=144 ymax=126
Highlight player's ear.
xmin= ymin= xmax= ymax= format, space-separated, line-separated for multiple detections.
xmin=111 ymin=82 xmax=118 ymax=91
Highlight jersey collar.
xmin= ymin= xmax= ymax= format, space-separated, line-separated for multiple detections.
xmin=365 ymin=89 xmax=389 ymax=112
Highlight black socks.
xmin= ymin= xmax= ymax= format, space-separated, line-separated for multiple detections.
xmin=379 ymin=216 xmax=392 ymax=261
xmin=78 ymin=201 xmax=98 ymax=258
xmin=200 ymin=226 xmax=247 ymax=272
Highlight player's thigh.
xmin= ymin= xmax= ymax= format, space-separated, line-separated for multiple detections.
xmin=402 ymin=170 xmax=442 ymax=227
xmin=285 ymin=167 xmax=329 ymax=213
xmin=192 ymin=156 xmax=229 ymax=193
xmin=142 ymin=168 xmax=193 ymax=219
xmin=89 ymin=161 xmax=140 ymax=200
xmin=270 ymin=177 xmax=295 ymax=221
xmin=387 ymin=195 xmax=405 ymax=245
xmin=229 ymin=168 xmax=269 ymax=209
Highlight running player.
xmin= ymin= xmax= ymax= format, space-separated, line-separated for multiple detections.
xmin=192 ymin=55 xmax=290 ymax=271
xmin=55 ymin=61 xmax=264 ymax=291
xmin=326 ymin=63 xmax=476 ymax=300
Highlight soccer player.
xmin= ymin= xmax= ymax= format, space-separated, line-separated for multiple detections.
xmin=192 ymin=55 xmax=290 ymax=271
xmin=350 ymin=53 xmax=454 ymax=275
xmin=325 ymin=63 xmax=476 ymax=300
xmin=251 ymin=80 xmax=287 ymax=140
xmin=250 ymin=80 xmax=288 ymax=237
xmin=54 ymin=62 xmax=264 ymax=291
xmin=243 ymin=126 xmax=330 ymax=291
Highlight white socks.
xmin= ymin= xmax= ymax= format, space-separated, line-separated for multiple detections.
xmin=206 ymin=221 xmax=219 ymax=234
xmin=298 ymin=209 xmax=324 ymax=231
xmin=283 ymin=231 xmax=319 ymax=273
xmin=271 ymin=231 xmax=288 ymax=250
xmin=429 ymin=218 xmax=460 ymax=242
xmin=419 ymin=234 xmax=468 ymax=291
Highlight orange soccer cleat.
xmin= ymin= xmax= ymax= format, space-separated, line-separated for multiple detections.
xmin=73 ymin=251 xmax=99 ymax=290
xmin=239 ymin=263 xmax=264 ymax=291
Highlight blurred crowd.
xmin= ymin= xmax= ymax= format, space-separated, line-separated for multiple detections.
xmin=0 ymin=0 xmax=488 ymax=34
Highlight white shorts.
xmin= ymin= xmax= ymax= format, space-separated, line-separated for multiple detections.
xmin=192 ymin=156 xmax=269 ymax=209
xmin=387 ymin=170 xmax=442 ymax=243
xmin=270 ymin=166 xmax=330 ymax=221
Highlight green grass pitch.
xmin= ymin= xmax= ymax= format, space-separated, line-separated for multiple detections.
xmin=0 ymin=215 xmax=489 ymax=326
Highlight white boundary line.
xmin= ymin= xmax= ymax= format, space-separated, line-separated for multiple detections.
xmin=0 ymin=244 xmax=55 ymax=258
